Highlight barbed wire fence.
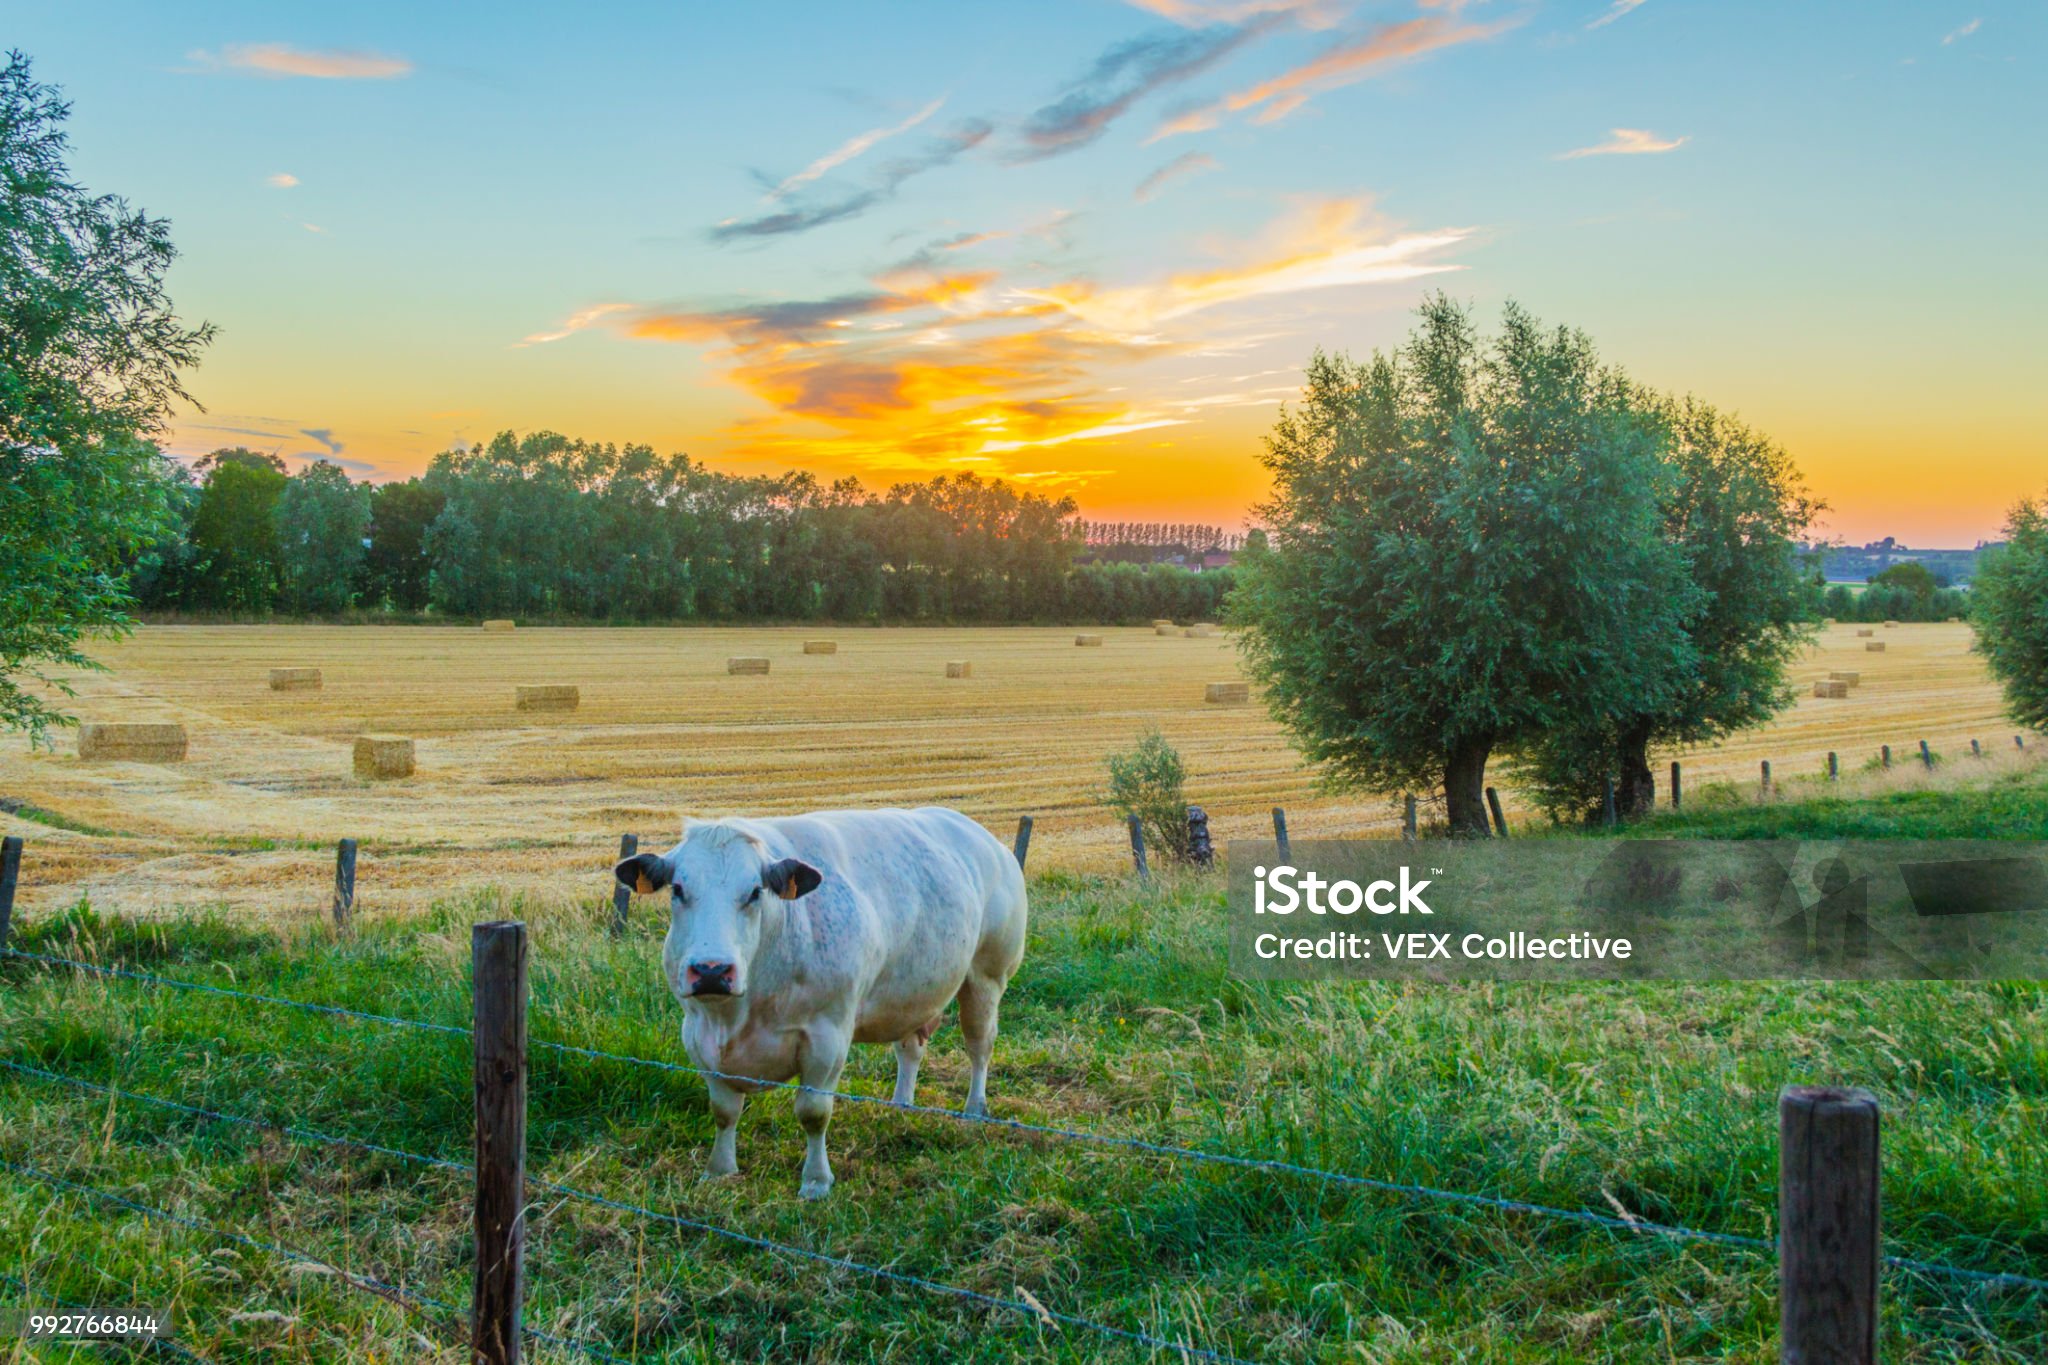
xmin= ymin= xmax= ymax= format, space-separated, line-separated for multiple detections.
xmin=2 ymin=932 xmax=2045 ymax=1362
xmin=2 ymin=795 xmax=2046 ymax=1362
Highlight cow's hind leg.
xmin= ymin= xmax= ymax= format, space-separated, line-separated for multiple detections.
xmin=795 ymin=1024 xmax=851 ymax=1200
xmin=956 ymin=973 xmax=1006 ymax=1118
xmin=892 ymin=1014 xmax=943 ymax=1106
xmin=704 ymin=1076 xmax=744 ymax=1181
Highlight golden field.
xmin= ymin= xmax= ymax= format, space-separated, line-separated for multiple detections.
xmin=0 ymin=620 xmax=2027 ymax=919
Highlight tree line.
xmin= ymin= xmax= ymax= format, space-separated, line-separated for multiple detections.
xmin=129 ymin=432 xmax=1236 ymax=626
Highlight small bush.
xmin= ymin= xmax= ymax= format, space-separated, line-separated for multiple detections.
xmin=1104 ymin=727 xmax=1192 ymax=863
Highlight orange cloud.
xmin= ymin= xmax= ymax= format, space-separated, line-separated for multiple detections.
xmin=191 ymin=44 xmax=413 ymax=79
xmin=518 ymin=199 xmax=1468 ymax=486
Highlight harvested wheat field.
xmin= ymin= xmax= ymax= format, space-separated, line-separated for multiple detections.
xmin=0 ymin=621 xmax=2022 ymax=919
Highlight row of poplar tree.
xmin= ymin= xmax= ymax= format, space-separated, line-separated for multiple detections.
xmin=127 ymin=432 xmax=1238 ymax=625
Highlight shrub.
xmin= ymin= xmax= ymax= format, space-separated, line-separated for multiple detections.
xmin=1104 ymin=728 xmax=1192 ymax=863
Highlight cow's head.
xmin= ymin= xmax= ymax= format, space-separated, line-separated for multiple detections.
xmin=614 ymin=822 xmax=822 ymax=1002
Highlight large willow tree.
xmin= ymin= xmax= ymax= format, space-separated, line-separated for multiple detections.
xmin=1230 ymin=296 xmax=1699 ymax=835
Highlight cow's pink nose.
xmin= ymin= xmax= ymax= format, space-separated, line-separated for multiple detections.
xmin=686 ymin=961 xmax=735 ymax=994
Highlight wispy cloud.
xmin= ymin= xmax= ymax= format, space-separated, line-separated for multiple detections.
xmin=1018 ymin=20 xmax=1279 ymax=160
xmin=760 ymin=97 xmax=944 ymax=203
xmin=300 ymin=427 xmax=344 ymax=457
xmin=1015 ymin=197 xmax=1468 ymax=331
xmin=1135 ymin=151 xmax=1220 ymax=201
xmin=300 ymin=222 xmax=327 ymax=234
xmin=710 ymin=119 xmax=992 ymax=243
xmin=1586 ymin=0 xmax=1649 ymax=30
xmin=1151 ymin=10 xmax=1514 ymax=138
xmin=1556 ymin=127 xmax=1687 ymax=159
xmin=1942 ymin=18 xmax=1981 ymax=44
xmin=266 ymin=172 xmax=299 ymax=188
xmin=514 ymin=302 xmax=634 ymax=347
xmin=188 ymin=43 xmax=413 ymax=80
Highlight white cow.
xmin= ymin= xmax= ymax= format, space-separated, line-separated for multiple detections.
xmin=614 ymin=807 xmax=1027 ymax=1199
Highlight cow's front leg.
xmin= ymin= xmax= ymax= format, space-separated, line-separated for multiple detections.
xmin=794 ymin=1025 xmax=850 ymax=1200
xmin=704 ymin=1075 xmax=744 ymax=1180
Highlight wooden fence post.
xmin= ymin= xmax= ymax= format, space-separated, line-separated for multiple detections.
xmin=331 ymin=839 xmax=357 ymax=929
xmin=1012 ymin=815 xmax=1033 ymax=870
xmin=1919 ymin=740 xmax=1933 ymax=770
xmin=1880 ymin=745 xmax=1891 ymax=770
xmin=1270 ymin=807 xmax=1289 ymax=862
xmin=0 ymin=836 xmax=21 ymax=954
xmin=2018 ymin=734 xmax=2027 ymax=750
xmin=609 ymin=833 xmax=637 ymax=938
xmin=472 ymin=921 xmax=529 ymax=1365
xmin=1828 ymin=751 xmax=1839 ymax=781
xmin=1779 ymin=1085 xmax=1880 ymax=1365
xmin=1602 ymin=776 xmax=1617 ymax=828
xmin=1127 ymin=814 xmax=1149 ymax=883
xmin=1402 ymin=795 xmax=1417 ymax=842
xmin=1971 ymin=739 xmax=1981 ymax=758
xmin=1485 ymin=787 xmax=1509 ymax=839
xmin=1761 ymin=760 xmax=1773 ymax=794
xmin=1670 ymin=761 xmax=1681 ymax=811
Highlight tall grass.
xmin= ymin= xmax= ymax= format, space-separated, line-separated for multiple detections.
xmin=2 ymin=847 xmax=2042 ymax=1360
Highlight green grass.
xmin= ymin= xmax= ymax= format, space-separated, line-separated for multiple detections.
xmin=1615 ymin=756 xmax=2048 ymax=840
xmin=1 ymin=788 xmax=2044 ymax=1361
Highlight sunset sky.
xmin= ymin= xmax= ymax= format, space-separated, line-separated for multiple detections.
xmin=15 ymin=2 xmax=2044 ymax=544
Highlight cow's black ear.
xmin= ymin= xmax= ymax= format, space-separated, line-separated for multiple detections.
xmin=615 ymin=852 xmax=672 ymax=896
xmin=762 ymin=857 xmax=823 ymax=900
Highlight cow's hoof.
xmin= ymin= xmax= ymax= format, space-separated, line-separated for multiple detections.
xmin=798 ymin=1178 xmax=834 ymax=1201
xmin=962 ymin=1101 xmax=988 ymax=1119
xmin=701 ymin=1167 xmax=740 ymax=1183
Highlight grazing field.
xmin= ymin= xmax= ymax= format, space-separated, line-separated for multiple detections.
xmin=0 ymin=621 xmax=2020 ymax=920
xmin=1 ymin=871 xmax=2042 ymax=1362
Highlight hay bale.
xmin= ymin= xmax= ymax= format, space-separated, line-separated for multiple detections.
xmin=1829 ymin=670 xmax=1861 ymax=686
xmin=1883 ymin=619 xmax=1898 ymax=628
xmin=353 ymin=735 xmax=415 ymax=779
xmin=1813 ymin=680 xmax=1849 ymax=699
xmin=1074 ymin=634 xmax=1103 ymax=647
xmin=1182 ymin=623 xmax=1216 ymax=638
xmin=514 ymin=684 xmax=579 ymax=711
xmin=1151 ymin=619 xmax=1174 ymax=629
xmin=727 ymin=657 xmax=771 ymax=675
xmin=1156 ymin=625 xmax=1176 ymax=636
xmin=1205 ymin=682 xmax=1250 ymax=704
xmin=946 ymin=661 xmax=973 ymax=678
xmin=1855 ymin=628 xmax=1874 ymax=637
xmin=268 ymin=667 xmax=322 ymax=692
xmin=481 ymin=619 xmax=516 ymax=632
xmin=77 ymin=722 xmax=187 ymax=763
xmin=1865 ymin=641 xmax=1887 ymax=653
xmin=803 ymin=640 xmax=837 ymax=655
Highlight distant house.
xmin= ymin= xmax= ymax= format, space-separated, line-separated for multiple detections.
xmin=1198 ymin=550 xmax=1234 ymax=571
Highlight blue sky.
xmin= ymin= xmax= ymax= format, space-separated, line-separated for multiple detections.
xmin=13 ymin=1 xmax=2043 ymax=541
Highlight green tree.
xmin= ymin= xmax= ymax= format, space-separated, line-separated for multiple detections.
xmin=363 ymin=478 xmax=446 ymax=610
xmin=276 ymin=459 xmax=371 ymax=614
xmin=189 ymin=452 xmax=287 ymax=612
xmin=1971 ymin=494 xmax=2048 ymax=731
xmin=1514 ymin=395 xmax=1821 ymax=819
xmin=1229 ymin=296 xmax=1698 ymax=835
xmin=1104 ymin=727 xmax=1192 ymax=862
xmin=1871 ymin=561 xmax=1939 ymax=602
xmin=1 ymin=51 xmax=214 ymax=740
